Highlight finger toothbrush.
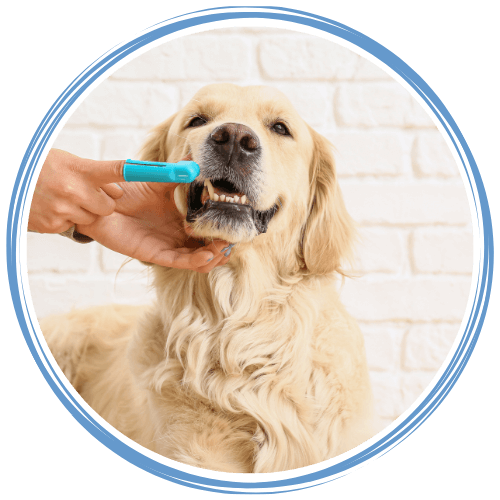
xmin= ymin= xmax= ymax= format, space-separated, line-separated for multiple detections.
xmin=123 ymin=159 xmax=200 ymax=183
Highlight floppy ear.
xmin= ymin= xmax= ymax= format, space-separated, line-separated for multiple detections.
xmin=139 ymin=113 xmax=178 ymax=162
xmin=301 ymin=126 xmax=356 ymax=276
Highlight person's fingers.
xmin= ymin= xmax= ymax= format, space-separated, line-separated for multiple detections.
xmin=203 ymin=239 xmax=233 ymax=256
xmin=51 ymin=150 xmax=122 ymax=183
xmin=70 ymin=208 xmax=98 ymax=226
xmin=152 ymin=249 xmax=215 ymax=270
xmin=78 ymin=158 xmax=126 ymax=185
xmin=78 ymin=186 xmax=117 ymax=216
xmin=183 ymin=224 xmax=196 ymax=237
xmin=101 ymin=183 xmax=124 ymax=199
xmin=150 ymin=240 xmax=234 ymax=273
xmin=29 ymin=216 xmax=74 ymax=234
xmin=193 ymin=252 xmax=231 ymax=273
xmin=184 ymin=240 xmax=233 ymax=272
xmin=164 ymin=244 xmax=232 ymax=273
xmin=217 ymin=252 xmax=232 ymax=266
xmin=182 ymin=227 xmax=232 ymax=252
xmin=79 ymin=212 xmax=217 ymax=269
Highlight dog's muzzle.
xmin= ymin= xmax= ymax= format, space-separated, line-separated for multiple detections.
xmin=185 ymin=123 xmax=278 ymax=234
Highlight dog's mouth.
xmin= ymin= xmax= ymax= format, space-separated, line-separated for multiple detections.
xmin=185 ymin=178 xmax=278 ymax=235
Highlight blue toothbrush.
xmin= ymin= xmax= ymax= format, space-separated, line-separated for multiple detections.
xmin=123 ymin=159 xmax=200 ymax=183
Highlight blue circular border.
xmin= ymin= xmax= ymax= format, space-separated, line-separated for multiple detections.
xmin=7 ymin=6 xmax=494 ymax=494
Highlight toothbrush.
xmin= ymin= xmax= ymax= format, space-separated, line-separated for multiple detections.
xmin=123 ymin=159 xmax=200 ymax=183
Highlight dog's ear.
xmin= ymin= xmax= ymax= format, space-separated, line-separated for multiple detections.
xmin=139 ymin=113 xmax=178 ymax=162
xmin=301 ymin=126 xmax=356 ymax=276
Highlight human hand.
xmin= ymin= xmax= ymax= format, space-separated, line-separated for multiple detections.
xmin=30 ymin=149 xmax=232 ymax=272
xmin=29 ymin=149 xmax=123 ymax=234
xmin=76 ymin=178 xmax=232 ymax=272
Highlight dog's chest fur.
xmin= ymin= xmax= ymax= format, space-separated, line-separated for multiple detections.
xmin=127 ymin=261 xmax=372 ymax=473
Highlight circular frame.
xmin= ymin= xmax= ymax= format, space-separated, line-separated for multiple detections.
xmin=7 ymin=6 xmax=494 ymax=494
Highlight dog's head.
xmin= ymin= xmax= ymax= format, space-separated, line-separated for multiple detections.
xmin=141 ymin=83 xmax=354 ymax=275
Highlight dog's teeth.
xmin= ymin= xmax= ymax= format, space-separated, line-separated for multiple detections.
xmin=206 ymin=190 xmax=248 ymax=204
xmin=204 ymin=179 xmax=215 ymax=199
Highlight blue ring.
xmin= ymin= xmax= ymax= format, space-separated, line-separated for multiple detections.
xmin=7 ymin=6 xmax=493 ymax=494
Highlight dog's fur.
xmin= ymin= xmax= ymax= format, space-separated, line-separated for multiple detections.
xmin=41 ymin=84 xmax=374 ymax=473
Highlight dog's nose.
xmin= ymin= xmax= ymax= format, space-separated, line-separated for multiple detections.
xmin=209 ymin=123 xmax=260 ymax=159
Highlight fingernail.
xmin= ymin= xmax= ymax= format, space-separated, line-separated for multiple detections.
xmin=221 ymin=243 xmax=235 ymax=253
xmin=224 ymin=249 xmax=231 ymax=257
xmin=207 ymin=256 xmax=214 ymax=262
xmin=114 ymin=183 xmax=123 ymax=190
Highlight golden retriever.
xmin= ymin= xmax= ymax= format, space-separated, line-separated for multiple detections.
xmin=41 ymin=83 xmax=374 ymax=473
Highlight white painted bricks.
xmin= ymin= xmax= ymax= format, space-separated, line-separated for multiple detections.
xmin=68 ymin=80 xmax=178 ymax=128
xmin=113 ymin=36 xmax=252 ymax=81
xmin=31 ymin=28 xmax=473 ymax=428
xmin=258 ymin=35 xmax=390 ymax=81
xmin=342 ymin=182 xmax=470 ymax=225
xmin=342 ymin=277 xmax=470 ymax=322
xmin=335 ymin=83 xmax=434 ymax=128
xmin=412 ymin=228 xmax=473 ymax=274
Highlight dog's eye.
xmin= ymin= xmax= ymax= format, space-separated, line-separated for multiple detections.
xmin=187 ymin=116 xmax=208 ymax=128
xmin=271 ymin=122 xmax=291 ymax=136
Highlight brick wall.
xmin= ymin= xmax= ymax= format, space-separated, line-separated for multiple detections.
xmin=27 ymin=28 xmax=473 ymax=431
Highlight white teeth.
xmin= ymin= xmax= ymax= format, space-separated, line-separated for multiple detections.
xmin=203 ymin=180 xmax=249 ymax=205
xmin=204 ymin=179 xmax=215 ymax=199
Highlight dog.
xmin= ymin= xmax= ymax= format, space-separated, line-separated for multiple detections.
xmin=41 ymin=83 xmax=374 ymax=473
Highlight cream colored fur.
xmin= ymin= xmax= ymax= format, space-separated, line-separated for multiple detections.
xmin=41 ymin=84 xmax=374 ymax=473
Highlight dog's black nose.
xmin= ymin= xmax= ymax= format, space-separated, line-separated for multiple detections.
xmin=202 ymin=123 xmax=262 ymax=197
xmin=209 ymin=123 xmax=260 ymax=160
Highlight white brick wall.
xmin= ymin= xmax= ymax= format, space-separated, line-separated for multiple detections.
xmin=28 ymin=28 xmax=473 ymax=430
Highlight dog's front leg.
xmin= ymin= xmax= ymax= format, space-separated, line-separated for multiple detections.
xmin=148 ymin=390 xmax=258 ymax=473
